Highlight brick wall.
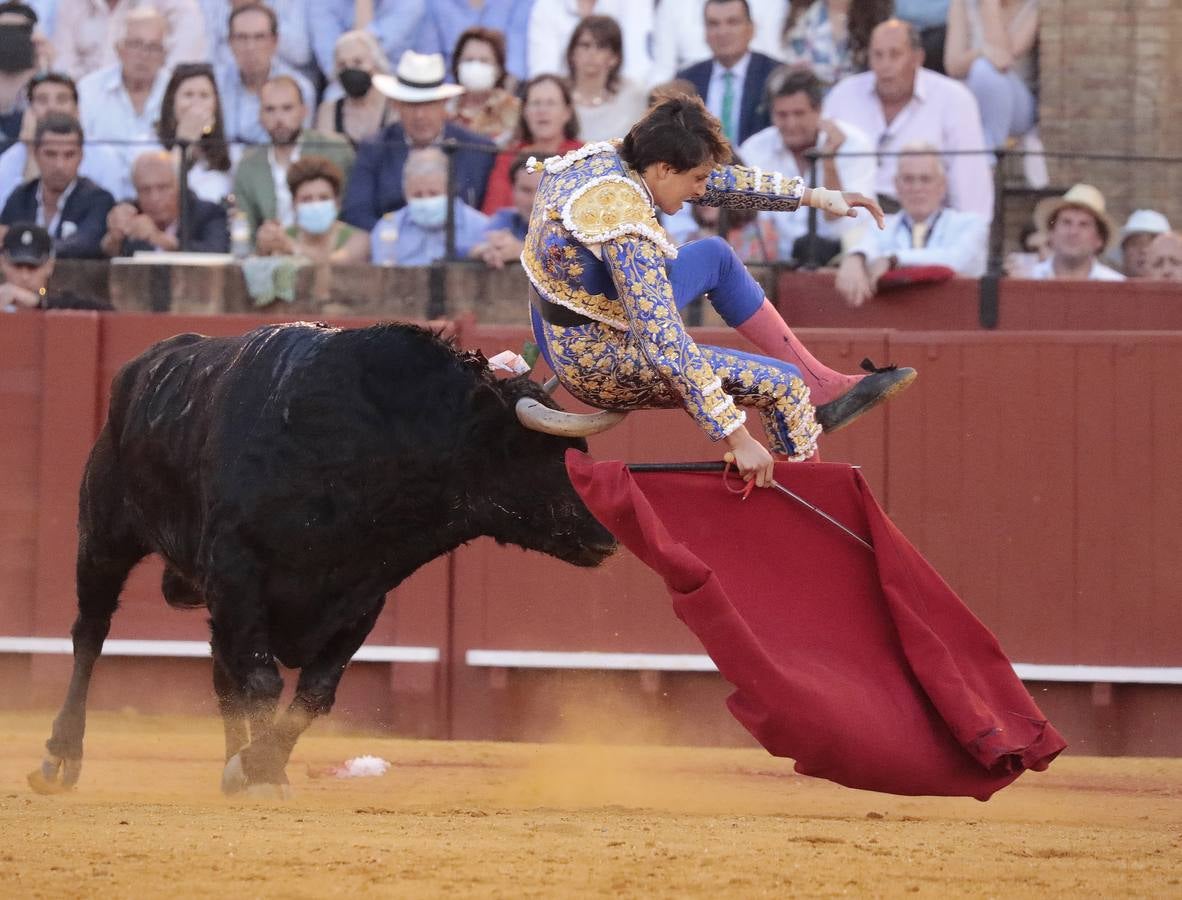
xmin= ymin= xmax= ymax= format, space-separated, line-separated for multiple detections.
xmin=1038 ymin=0 xmax=1182 ymax=235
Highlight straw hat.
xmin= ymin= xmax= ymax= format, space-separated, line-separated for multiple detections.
xmin=1034 ymin=184 xmax=1117 ymax=251
xmin=372 ymin=51 xmax=464 ymax=104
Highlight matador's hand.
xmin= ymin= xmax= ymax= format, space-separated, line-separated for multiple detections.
xmin=841 ymin=192 xmax=886 ymax=229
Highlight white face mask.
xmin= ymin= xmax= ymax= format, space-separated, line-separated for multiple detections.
xmin=406 ymin=194 xmax=449 ymax=230
xmin=457 ymin=59 xmax=498 ymax=92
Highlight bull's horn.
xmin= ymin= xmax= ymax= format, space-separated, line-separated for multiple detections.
xmin=515 ymin=397 xmax=626 ymax=437
xmin=542 ymin=376 xmax=559 ymax=394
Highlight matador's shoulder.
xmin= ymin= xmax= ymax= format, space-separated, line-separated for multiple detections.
xmin=527 ymin=141 xmax=678 ymax=256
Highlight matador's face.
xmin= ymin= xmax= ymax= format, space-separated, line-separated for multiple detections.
xmin=645 ymin=162 xmax=713 ymax=216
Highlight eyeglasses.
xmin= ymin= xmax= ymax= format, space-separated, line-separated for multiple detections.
xmin=122 ymin=38 xmax=165 ymax=55
xmin=229 ymin=31 xmax=273 ymax=45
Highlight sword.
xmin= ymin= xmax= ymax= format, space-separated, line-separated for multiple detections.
xmin=627 ymin=459 xmax=874 ymax=552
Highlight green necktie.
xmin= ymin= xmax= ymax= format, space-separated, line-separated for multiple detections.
xmin=721 ymin=70 xmax=736 ymax=142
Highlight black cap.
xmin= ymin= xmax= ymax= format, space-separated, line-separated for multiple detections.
xmin=0 ymin=2 xmax=38 ymax=25
xmin=2 ymin=223 xmax=53 ymax=265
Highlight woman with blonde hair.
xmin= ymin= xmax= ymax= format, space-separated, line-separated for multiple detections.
xmin=314 ymin=30 xmax=394 ymax=146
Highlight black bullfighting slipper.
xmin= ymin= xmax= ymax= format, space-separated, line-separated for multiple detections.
xmin=815 ymin=358 xmax=917 ymax=434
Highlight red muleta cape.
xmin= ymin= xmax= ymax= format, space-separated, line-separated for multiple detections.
xmin=567 ymin=451 xmax=1066 ymax=800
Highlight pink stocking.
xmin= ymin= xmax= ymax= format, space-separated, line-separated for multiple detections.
xmin=735 ymin=300 xmax=860 ymax=405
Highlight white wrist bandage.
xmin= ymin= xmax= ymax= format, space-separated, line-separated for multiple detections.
xmin=809 ymin=188 xmax=850 ymax=216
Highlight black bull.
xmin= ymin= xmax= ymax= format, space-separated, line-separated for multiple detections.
xmin=30 ymin=322 xmax=617 ymax=796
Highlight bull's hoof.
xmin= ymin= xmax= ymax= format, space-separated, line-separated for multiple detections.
xmin=27 ymin=756 xmax=80 ymax=794
xmin=243 ymin=782 xmax=293 ymax=801
xmin=221 ymin=753 xmax=248 ymax=795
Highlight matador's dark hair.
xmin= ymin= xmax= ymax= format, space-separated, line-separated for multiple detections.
xmin=619 ymin=92 xmax=730 ymax=174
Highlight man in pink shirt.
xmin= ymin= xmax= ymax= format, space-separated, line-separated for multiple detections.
xmin=822 ymin=18 xmax=993 ymax=223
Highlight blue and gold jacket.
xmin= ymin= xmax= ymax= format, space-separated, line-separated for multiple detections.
xmin=521 ymin=140 xmax=805 ymax=439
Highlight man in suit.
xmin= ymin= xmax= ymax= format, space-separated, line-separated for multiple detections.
xmin=342 ymin=50 xmax=496 ymax=231
xmin=676 ymin=0 xmax=780 ymax=146
xmin=99 ymin=150 xmax=229 ymax=256
xmin=233 ymin=74 xmax=354 ymax=240
xmin=0 ymin=112 xmax=114 ymax=258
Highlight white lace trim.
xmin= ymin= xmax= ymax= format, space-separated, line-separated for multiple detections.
xmin=559 ymin=174 xmax=679 ymax=258
xmin=719 ymin=409 xmax=747 ymax=438
xmin=525 ymin=140 xmax=620 ymax=176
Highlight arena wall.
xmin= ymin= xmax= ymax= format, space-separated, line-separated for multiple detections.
xmin=1 ymin=307 xmax=1179 ymax=757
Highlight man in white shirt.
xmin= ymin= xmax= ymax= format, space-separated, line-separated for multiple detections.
xmin=739 ymin=69 xmax=876 ymax=263
xmin=215 ymin=2 xmax=314 ymax=145
xmin=1028 ymin=184 xmax=1125 ymax=282
xmin=76 ymin=8 xmax=170 ymax=178
xmin=822 ymin=18 xmax=993 ymax=223
xmin=51 ymin=0 xmax=206 ymax=81
xmin=835 ymin=142 xmax=987 ymax=306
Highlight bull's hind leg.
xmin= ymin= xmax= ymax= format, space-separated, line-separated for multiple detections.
xmin=225 ymin=596 xmax=385 ymax=798
xmin=212 ymin=657 xmax=250 ymax=762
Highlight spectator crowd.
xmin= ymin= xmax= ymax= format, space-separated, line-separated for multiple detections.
xmin=1 ymin=0 xmax=1178 ymax=313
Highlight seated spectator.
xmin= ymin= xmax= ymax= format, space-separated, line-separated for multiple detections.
xmin=371 ymin=146 xmax=488 ymax=265
xmin=307 ymin=1 xmax=426 ymax=90
xmin=470 ymin=151 xmax=538 ymax=269
xmin=739 ymin=68 xmax=876 ymax=262
xmin=481 ymin=73 xmax=580 ymax=215
xmin=0 ymin=1 xmax=54 ymax=155
xmin=685 ymin=202 xmax=780 ymax=262
xmin=1028 ymin=184 xmax=1124 ymax=281
xmin=342 ymin=51 xmax=496 ymax=230
xmin=254 ymin=155 xmax=368 ymax=264
xmin=215 ymin=3 xmax=314 ymax=145
xmin=1147 ymin=232 xmax=1182 ymax=283
xmin=823 ymin=19 xmax=994 ymax=222
xmin=52 ymin=0 xmax=207 ymax=82
xmin=678 ymin=0 xmax=781 ymax=145
xmin=0 ymin=72 xmax=127 ymax=209
xmin=835 ymin=143 xmax=987 ymax=306
xmin=234 ymin=75 xmax=355 ymax=240
xmin=944 ymin=0 xmax=1039 ymax=151
xmin=1 ymin=221 xmax=113 ymax=310
xmin=781 ymin=0 xmax=892 ymax=85
xmin=314 ymin=29 xmax=394 ymax=147
xmin=1004 ymin=220 xmax=1048 ymax=277
xmin=894 ymin=0 xmax=949 ymax=73
xmin=99 ymin=150 xmax=229 ymax=256
xmin=418 ymin=0 xmax=532 ymax=84
xmin=566 ymin=16 xmax=648 ymax=143
xmin=528 ymin=0 xmax=652 ymax=85
xmin=157 ymin=63 xmax=234 ymax=205
xmin=1117 ymin=210 xmax=1171 ymax=279
xmin=202 ymin=0 xmax=315 ymax=86
xmin=448 ymin=26 xmax=520 ymax=148
xmin=650 ymin=0 xmax=790 ymax=86
xmin=0 ymin=113 xmax=114 ymax=258
xmin=76 ymin=8 xmax=171 ymax=181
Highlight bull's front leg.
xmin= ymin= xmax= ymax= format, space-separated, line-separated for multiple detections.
xmin=236 ymin=597 xmax=386 ymax=797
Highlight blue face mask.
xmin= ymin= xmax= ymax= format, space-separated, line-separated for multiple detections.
xmin=406 ymin=194 xmax=449 ymax=230
xmin=295 ymin=199 xmax=338 ymax=235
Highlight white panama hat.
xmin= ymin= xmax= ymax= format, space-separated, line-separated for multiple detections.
xmin=1118 ymin=209 xmax=1171 ymax=242
xmin=372 ymin=51 xmax=464 ymax=103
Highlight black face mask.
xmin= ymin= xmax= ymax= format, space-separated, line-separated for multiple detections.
xmin=339 ymin=68 xmax=372 ymax=99
xmin=0 ymin=24 xmax=35 ymax=73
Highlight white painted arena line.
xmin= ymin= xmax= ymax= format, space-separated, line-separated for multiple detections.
xmin=0 ymin=637 xmax=439 ymax=664
xmin=465 ymin=649 xmax=1182 ymax=685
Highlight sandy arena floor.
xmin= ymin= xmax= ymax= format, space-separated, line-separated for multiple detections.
xmin=0 ymin=710 xmax=1179 ymax=898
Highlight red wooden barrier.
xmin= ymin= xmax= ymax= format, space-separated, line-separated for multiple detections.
xmin=1 ymin=313 xmax=1179 ymax=754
